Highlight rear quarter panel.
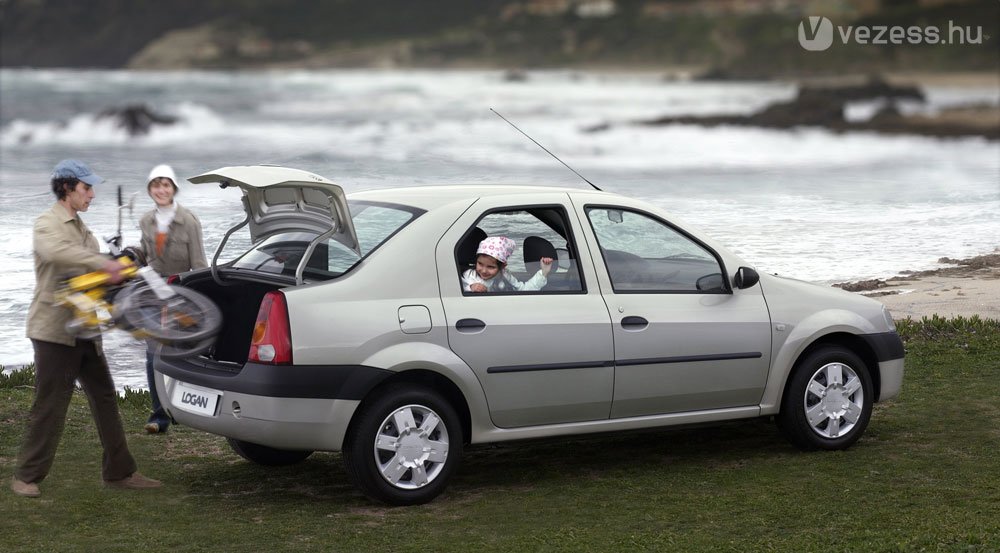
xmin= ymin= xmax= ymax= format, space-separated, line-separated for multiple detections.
xmin=282 ymin=200 xmax=492 ymax=432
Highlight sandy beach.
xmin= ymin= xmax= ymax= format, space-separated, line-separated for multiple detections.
xmin=836 ymin=251 xmax=1000 ymax=320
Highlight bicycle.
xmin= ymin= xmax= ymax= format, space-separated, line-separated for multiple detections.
xmin=54 ymin=186 xmax=222 ymax=358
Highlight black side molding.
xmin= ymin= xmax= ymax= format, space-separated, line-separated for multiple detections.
xmin=616 ymin=352 xmax=763 ymax=367
xmin=156 ymin=359 xmax=393 ymax=400
xmin=488 ymin=360 xmax=615 ymax=374
xmin=487 ymin=352 xmax=764 ymax=373
xmin=861 ymin=331 xmax=905 ymax=362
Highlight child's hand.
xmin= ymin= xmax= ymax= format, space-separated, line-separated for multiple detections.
xmin=540 ymin=257 xmax=554 ymax=276
xmin=470 ymin=283 xmax=487 ymax=293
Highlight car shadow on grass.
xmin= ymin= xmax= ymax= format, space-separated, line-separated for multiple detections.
xmin=168 ymin=416 xmax=801 ymax=508
xmin=451 ymin=417 xmax=792 ymax=490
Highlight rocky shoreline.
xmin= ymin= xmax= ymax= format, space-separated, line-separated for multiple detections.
xmin=834 ymin=251 xmax=1000 ymax=293
xmin=585 ymin=75 xmax=1000 ymax=140
xmin=833 ymin=250 xmax=1000 ymax=321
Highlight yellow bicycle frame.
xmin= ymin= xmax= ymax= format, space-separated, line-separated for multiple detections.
xmin=54 ymin=256 xmax=141 ymax=335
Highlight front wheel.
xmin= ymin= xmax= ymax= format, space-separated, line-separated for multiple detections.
xmin=777 ymin=346 xmax=874 ymax=451
xmin=226 ymin=438 xmax=313 ymax=466
xmin=342 ymin=384 xmax=462 ymax=506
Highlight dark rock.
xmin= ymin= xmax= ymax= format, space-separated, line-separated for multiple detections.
xmin=797 ymin=75 xmax=925 ymax=103
xmin=749 ymin=93 xmax=845 ymax=128
xmin=582 ymin=122 xmax=612 ymax=133
xmin=833 ymin=279 xmax=890 ymax=292
xmin=96 ymin=104 xmax=179 ymax=136
xmin=870 ymin=103 xmax=902 ymax=121
xmin=610 ymin=74 xmax=997 ymax=139
xmin=693 ymin=67 xmax=734 ymax=82
xmin=502 ymin=69 xmax=528 ymax=82
xmin=634 ymin=92 xmax=846 ymax=131
xmin=938 ymin=254 xmax=1000 ymax=270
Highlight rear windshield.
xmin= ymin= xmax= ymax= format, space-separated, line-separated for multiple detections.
xmin=231 ymin=201 xmax=421 ymax=280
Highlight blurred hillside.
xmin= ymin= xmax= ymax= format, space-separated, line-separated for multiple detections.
xmin=1 ymin=0 xmax=996 ymax=77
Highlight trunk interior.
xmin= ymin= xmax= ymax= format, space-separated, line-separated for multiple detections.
xmin=182 ymin=274 xmax=286 ymax=364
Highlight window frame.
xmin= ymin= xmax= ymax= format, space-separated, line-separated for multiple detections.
xmin=584 ymin=204 xmax=732 ymax=295
xmin=455 ymin=203 xmax=588 ymax=297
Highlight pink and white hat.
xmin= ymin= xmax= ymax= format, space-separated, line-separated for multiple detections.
xmin=477 ymin=236 xmax=516 ymax=264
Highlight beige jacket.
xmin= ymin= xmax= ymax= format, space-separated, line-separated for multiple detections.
xmin=138 ymin=204 xmax=208 ymax=277
xmin=27 ymin=203 xmax=111 ymax=346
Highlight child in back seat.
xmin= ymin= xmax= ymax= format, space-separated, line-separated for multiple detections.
xmin=461 ymin=236 xmax=553 ymax=293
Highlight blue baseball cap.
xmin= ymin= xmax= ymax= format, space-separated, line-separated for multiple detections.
xmin=51 ymin=159 xmax=104 ymax=186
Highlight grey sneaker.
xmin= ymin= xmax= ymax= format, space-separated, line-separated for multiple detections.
xmin=104 ymin=472 xmax=162 ymax=490
xmin=11 ymin=477 xmax=40 ymax=498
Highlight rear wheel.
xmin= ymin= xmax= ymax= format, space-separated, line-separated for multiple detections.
xmin=343 ymin=384 xmax=462 ymax=506
xmin=777 ymin=346 xmax=874 ymax=451
xmin=227 ymin=438 xmax=313 ymax=466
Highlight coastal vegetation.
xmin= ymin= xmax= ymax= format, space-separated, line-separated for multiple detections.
xmin=2 ymin=316 xmax=998 ymax=552
xmin=2 ymin=0 xmax=996 ymax=77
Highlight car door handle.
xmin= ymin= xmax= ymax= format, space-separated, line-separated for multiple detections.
xmin=621 ymin=316 xmax=648 ymax=330
xmin=456 ymin=318 xmax=486 ymax=332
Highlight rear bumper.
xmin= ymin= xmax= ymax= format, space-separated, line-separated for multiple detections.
xmin=157 ymin=371 xmax=361 ymax=451
xmin=155 ymin=357 xmax=392 ymax=399
xmin=154 ymin=357 xmax=393 ymax=451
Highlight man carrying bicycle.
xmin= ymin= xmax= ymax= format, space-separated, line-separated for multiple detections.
xmin=11 ymin=159 xmax=162 ymax=498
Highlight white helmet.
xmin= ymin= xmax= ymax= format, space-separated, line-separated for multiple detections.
xmin=147 ymin=164 xmax=179 ymax=190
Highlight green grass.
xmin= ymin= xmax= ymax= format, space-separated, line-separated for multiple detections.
xmin=2 ymin=317 xmax=998 ymax=553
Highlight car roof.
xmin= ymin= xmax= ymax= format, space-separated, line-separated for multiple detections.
xmin=348 ymin=184 xmax=617 ymax=210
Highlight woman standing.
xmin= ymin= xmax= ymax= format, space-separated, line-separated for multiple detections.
xmin=139 ymin=164 xmax=208 ymax=433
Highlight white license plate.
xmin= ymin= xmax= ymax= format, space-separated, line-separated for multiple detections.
xmin=171 ymin=381 xmax=220 ymax=417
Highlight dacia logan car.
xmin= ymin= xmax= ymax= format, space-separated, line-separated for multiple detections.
xmin=154 ymin=165 xmax=904 ymax=505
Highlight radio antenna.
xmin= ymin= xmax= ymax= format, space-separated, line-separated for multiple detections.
xmin=491 ymin=108 xmax=601 ymax=191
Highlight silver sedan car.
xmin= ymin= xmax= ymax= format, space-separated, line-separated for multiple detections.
xmin=154 ymin=165 xmax=904 ymax=505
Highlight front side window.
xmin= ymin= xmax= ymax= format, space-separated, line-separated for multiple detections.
xmin=233 ymin=201 xmax=419 ymax=280
xmin=586 ymin=207 xmax=726 ymax=293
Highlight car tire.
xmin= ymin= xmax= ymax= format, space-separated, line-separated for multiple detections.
xmin=777 ymin=346 xmax=874 ymax=451
xmin=226 ymin=438 xmax=313 ymax=466
xmin=342 ymin=384 xmax=462 ymax=506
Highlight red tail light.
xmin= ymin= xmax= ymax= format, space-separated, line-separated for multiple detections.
xmin=166 ymin=274 xmax=179 ymax=284
xmin=248 ymin=291 xmax=292 ymax=365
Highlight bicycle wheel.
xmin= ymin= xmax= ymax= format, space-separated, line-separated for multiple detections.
xmin=114 ymin=283 xmax=222 ymax=344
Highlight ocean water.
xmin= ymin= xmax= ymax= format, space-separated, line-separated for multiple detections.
xmin=1 ymin=68 xmax=998 ymax=389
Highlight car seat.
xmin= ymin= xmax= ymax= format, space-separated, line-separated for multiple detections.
xmin=456 ymin=227 xmax=487 ymax=274
xmin=523 ymin=236 xmax=558 ymax=276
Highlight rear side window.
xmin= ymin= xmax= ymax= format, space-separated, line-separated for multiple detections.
xmin=456 ymin=206 xmax=585 ymax=294
xmin=233 ymin=202 xmax=419 ymax=280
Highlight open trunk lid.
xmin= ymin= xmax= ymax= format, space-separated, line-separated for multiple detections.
xmin=188 ymin=165 xmax=360 ymax=285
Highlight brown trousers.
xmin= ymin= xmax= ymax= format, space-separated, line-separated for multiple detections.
xmin=15 ymin=339 xmax=137 ymax=484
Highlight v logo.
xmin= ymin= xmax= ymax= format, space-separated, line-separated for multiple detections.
xmin=802 ymin=16 xmax=823 ymax=41
xmin=798 ymin=16 xmax=834 ymax=51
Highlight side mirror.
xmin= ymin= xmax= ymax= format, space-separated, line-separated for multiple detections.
xmin=733 ymin=266 xmax=759 ymax=290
